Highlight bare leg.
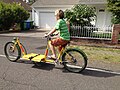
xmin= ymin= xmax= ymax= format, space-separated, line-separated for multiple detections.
xmin=49 ymin=41 xmax=56 ymax=58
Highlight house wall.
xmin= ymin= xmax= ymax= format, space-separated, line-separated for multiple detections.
xmin=90 ymin=4 xmax=112 ymax=31
xmin=32 ymin=6 xmax=72 ymax=29
xmin=32 ymin=9 xmax=39 ymax=26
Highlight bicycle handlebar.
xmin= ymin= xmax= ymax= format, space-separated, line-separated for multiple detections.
xmin=44 ymin=33 xmax=58 ymax=39
xmin=44 ymin=33 xmax=58 ymax=41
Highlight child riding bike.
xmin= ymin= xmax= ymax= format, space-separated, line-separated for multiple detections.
xmin=45 ymin=9 xmax=70 ymax=60
xmin=4 ymin=10 xmax=88 ymax=72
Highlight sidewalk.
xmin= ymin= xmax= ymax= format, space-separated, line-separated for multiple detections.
xmin=0 ymin=29 xmax=50 ymax=38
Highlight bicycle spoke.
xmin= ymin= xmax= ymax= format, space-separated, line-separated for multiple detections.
xmin=4 ymin=42 xmax=21 ymax=62
xmin=62 ymin=48 xmax=87 ymax=73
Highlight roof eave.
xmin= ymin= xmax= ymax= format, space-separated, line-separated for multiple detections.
xmin=80 ymin=2 xmax=107 ymax=5
xmin=31 ymin=5 xmax=74 ymax=8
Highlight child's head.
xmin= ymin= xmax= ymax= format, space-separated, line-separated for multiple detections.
xmin=55 ymin=9 xmax=64 ymax=20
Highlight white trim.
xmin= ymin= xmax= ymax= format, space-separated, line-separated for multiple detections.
xmin=79 ymin=0 xmax=107 ymax=4
xmin=80 ymin=2 xmax=107 ymax=4
xmin=32 ymin=5 xmax=74 ymax=8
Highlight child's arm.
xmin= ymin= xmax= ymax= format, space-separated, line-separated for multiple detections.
xmin=46 ymin=27 xmax=56 ymax=36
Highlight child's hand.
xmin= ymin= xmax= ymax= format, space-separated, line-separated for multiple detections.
xmin=44 ymin=33 xmax=48 ymax=37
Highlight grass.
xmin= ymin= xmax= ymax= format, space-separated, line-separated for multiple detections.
xmin=71 ymin=31 xmax=120 ymax=40
xmin=119 ymin=34 xmax=120 ymax=40
xmin=71 ymin=45 xmax=120 ymax=63
xmin=91 ymin=33 xmax=112 ymax=38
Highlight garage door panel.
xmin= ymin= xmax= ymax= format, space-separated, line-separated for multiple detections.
xmin=39 ymin=12 xmax=56 ymax=29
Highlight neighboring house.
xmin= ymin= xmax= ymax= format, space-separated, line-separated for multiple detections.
xmin=31 ymin=0 xmax=79 ymax=29
xmin=80 ymin=0 xmax=112 ymax=31
xmin=31 ymin=0 xmax=112 ymax=30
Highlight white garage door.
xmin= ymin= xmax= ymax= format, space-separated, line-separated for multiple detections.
xmin=39 ymin=12 xmax=56 ymax=29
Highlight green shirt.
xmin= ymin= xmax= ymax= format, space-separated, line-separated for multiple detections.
xmin=55 ymin=19 xmax=70 ymax=40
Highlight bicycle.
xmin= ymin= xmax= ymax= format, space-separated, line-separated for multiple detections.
xmin=4 ymin=35 xmax=88 ymax=73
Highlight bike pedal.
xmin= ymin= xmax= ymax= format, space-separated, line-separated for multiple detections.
xmin=54 ymin=60 xmax=59 ymax=65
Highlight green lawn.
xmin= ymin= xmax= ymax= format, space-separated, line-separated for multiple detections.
xmin=71 ymin=45 xmax=120 ymax=63
xmin=119 ymin=34 xmax=120 ymax=40
xmin=91 ymin=33 xmax=112 ymax=38
xmin=91 ymin=33 xmax=120 ymax=39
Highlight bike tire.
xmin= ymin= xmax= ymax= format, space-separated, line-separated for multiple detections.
xmin=4 ymin=42 xmax=21 ymax=62
xmin=62 ymin=48 xmax=88 ymax=73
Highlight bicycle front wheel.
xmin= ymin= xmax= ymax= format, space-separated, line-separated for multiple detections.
xmin=4 ymin=42 xmax=21 ymax=62
xmin=62 ymin=48 xmax=88 ymax=73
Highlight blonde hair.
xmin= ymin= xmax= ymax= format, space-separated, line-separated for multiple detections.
xmin=55 ymin=9 xmax=64 ymax=19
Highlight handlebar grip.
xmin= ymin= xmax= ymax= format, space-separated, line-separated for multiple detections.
xmin=50 ymin=33 xmax=58 ymax=36
xmin=44 ymin=33 xmax=58 ymax=38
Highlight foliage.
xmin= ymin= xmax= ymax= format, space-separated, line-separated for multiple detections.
xmin=0 ymin=2 xmax=30 ymax=30
xmin=64 ymin=4 xmax=96 ymax=25
xmin=107 ymin=0 xmax=120 ymax=24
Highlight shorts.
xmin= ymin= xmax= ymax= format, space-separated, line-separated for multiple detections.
xmin=51 ymin=38 xmax=69 ymax=51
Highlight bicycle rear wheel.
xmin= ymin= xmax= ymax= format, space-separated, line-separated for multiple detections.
xmin=4 ymin=42 xmax=21 ymax=62
xmin=62 ymin=48 xmax=88 ymax=73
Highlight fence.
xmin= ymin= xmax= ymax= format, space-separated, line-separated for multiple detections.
xmin=70 ymin=25 xmax=112 ymax=40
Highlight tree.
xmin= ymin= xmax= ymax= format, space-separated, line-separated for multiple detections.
xmin=64 ymin=4 xmax=96 ymax=25
xmin=0 ymin=2 xmax=30 ymax=30
xmin=107 ymin=0 xmax=120 ymax=24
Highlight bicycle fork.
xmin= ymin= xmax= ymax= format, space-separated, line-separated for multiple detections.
xmin=12 ymin=37 xmax=26 ymax=55
xmin=64 ymin=51 xmax=77 ymax=64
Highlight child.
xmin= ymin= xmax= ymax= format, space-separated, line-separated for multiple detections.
xmin=45 ymin=9 xmax=70 ymax=60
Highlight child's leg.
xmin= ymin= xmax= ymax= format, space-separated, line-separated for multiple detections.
xmin=48 ymin=41 xmax=56 ymax=58
xmin=49 ymin=38 xmax=69 ymax=59
xmin=58 ymin=41 xmax=68 ymax=52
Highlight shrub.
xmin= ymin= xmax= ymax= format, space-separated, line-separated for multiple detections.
xmin=0 ymin=2 xmax=30 ymax=30
xmin=64 ymin=4 xmax=96 ymax=25
xmin=107 ymin=0 xmax=120 ymax=24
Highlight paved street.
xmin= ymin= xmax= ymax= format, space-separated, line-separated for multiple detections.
xmin=0 ymin=30 xmax=120 ymax=90
xmin=0 ymin=29 xmax=49 ymax=38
